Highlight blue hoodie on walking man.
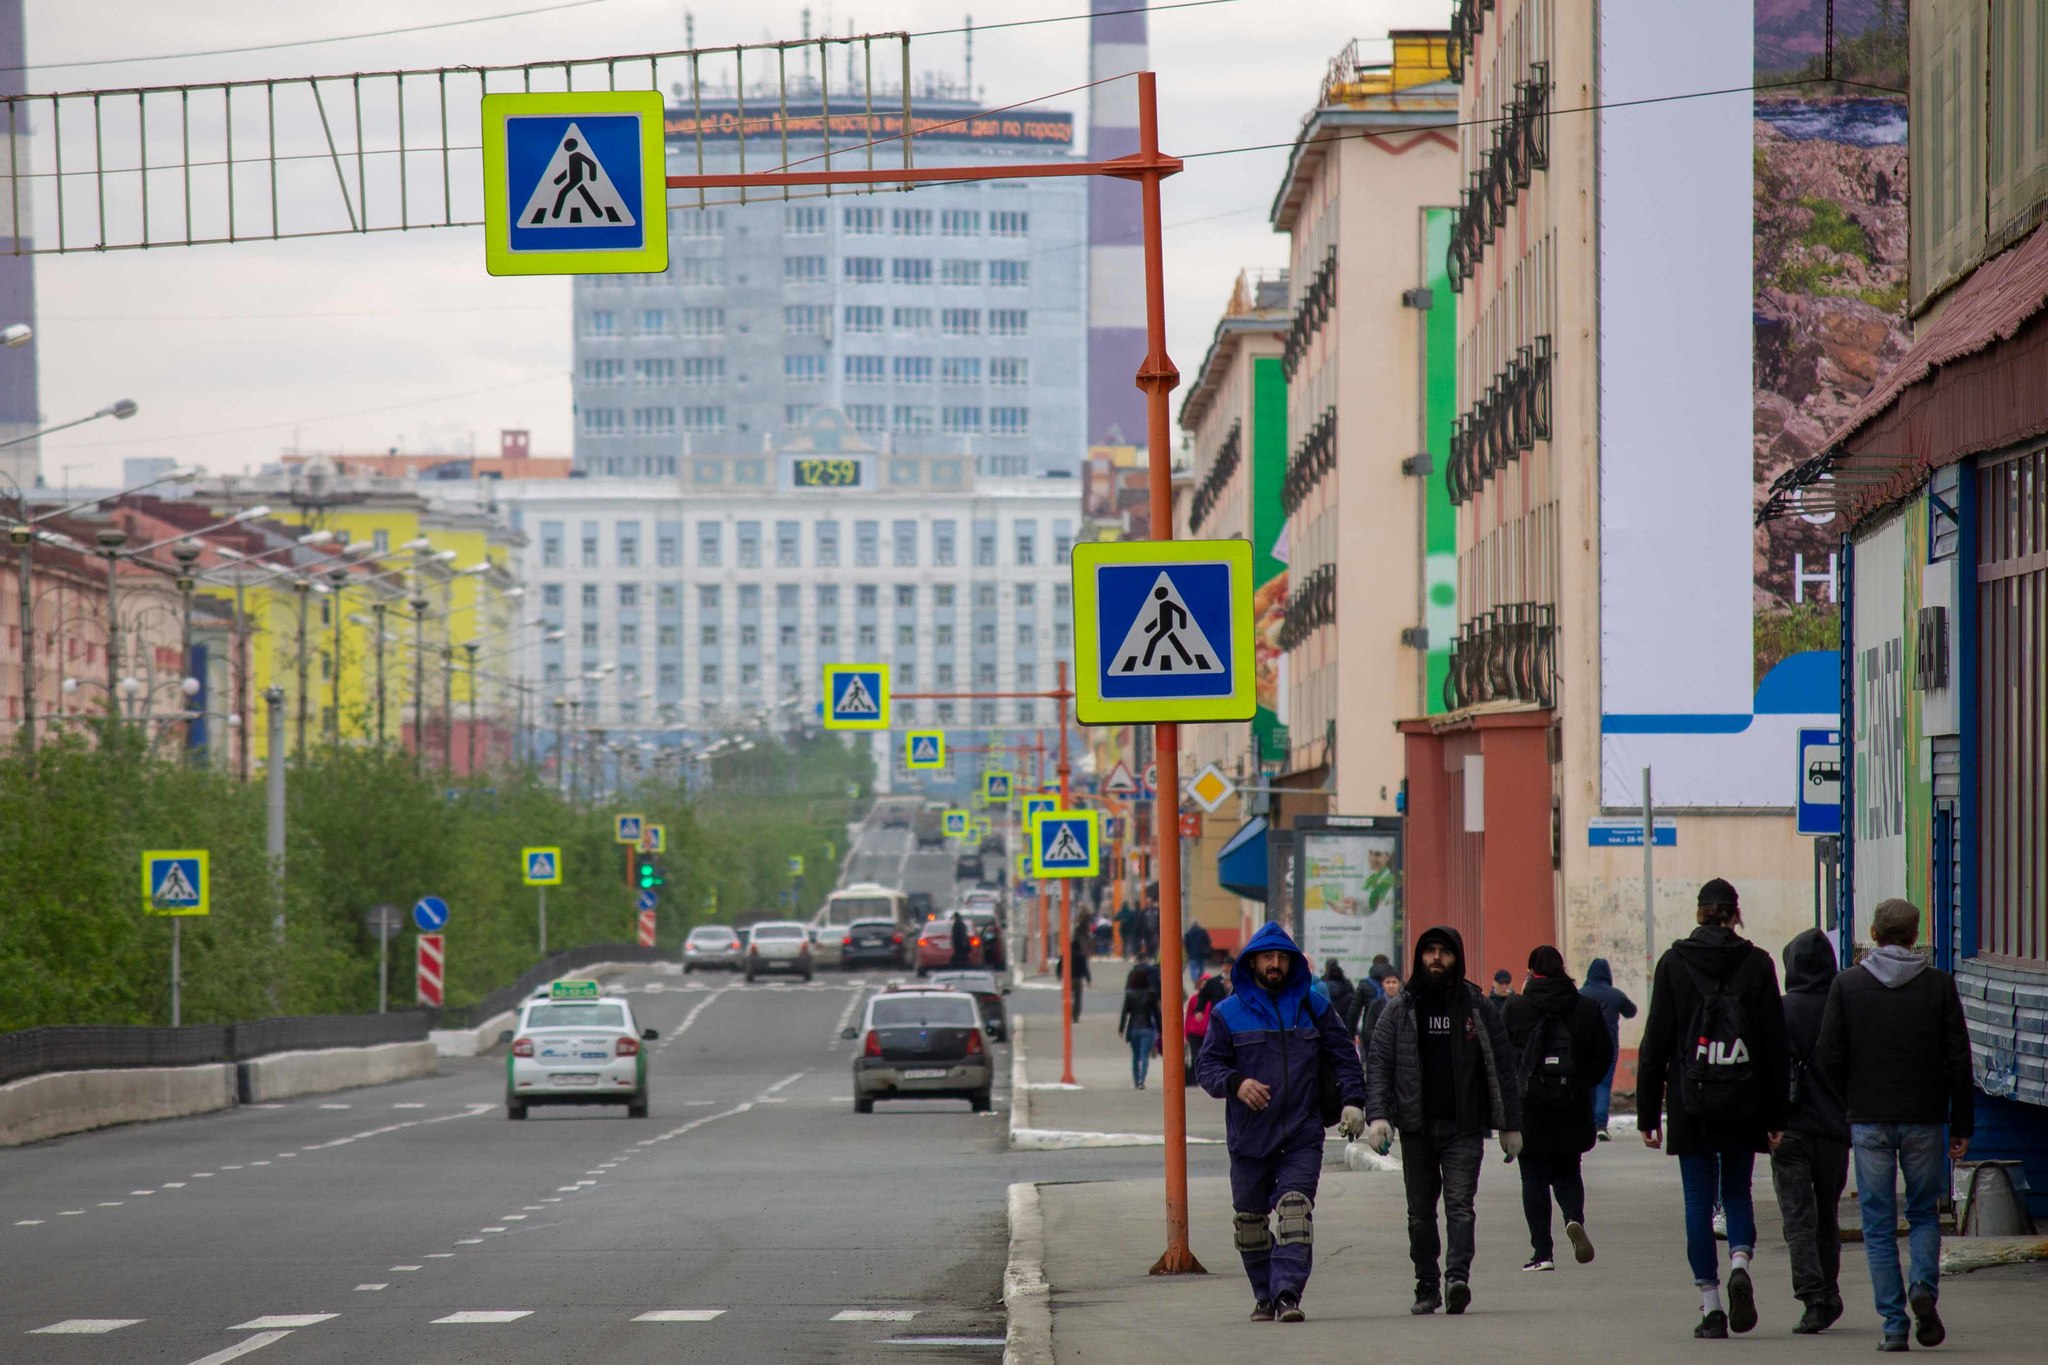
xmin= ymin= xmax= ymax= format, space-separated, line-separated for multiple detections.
xmin=1197 ymin=922 xmax=1367 ymax=1323
xmin=1579 ymin=957 xmax=1637 ymax=1138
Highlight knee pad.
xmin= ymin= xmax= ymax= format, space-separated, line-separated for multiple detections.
xmin=1275 ymin=1190 xmax=1314 ymax=1247
xmin=1232 ymin=1211 xmax=1272 ymax=1253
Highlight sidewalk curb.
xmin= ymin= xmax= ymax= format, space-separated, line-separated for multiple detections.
xmin=1003 ymin=1181 xmax=1054 ymax=1365
xmin=1007 ymin=1016 xmax=1031 ymax=1145
xmin=1941 ymin=1237 xmax=2048 ymax=1275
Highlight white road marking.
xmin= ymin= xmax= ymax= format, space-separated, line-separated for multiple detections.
xmin=57 ymin=1210 xmax=84 ymax=1216
xmin=499 ymin=1214 xmax=528 ymax=1221
xmin=425 ymin=1253 xmax=455 ymax=1259
xmin=249 ymin=1161 xmax=271 ymax=1166
xmin=762 ymin=1071 xmax=806 ymax=1096
xmin=162 ymin=1182 xmax=187 ymax=1188
xmin=130 ymin=1189 xmax=156 ymax=1195
xmin=433 ymin=1311 xmax=533 ymax=1324
xmin=392 ymin=1103 xmax=425 ymax=1109
xmin=480 ymin=1227 xmax=508 ymax=1233
xmin=98 ymin=1201 xmax=124 ymax=1207
xmin=222 ymin=1165 xmax=243 ymax=1170
xmin=354 ymin=1284 xmax=388 ymax=1292
xmin=390 ymin=1265 xmax=422 ymax=1272
xmin=192 ymin=1173 xmax=214 ymax=1178
xmin=318 ymin=1103 xmax=351 ymax=1110
xmin=455 ymin=1238 xmax=484 ymax=1245
xmin=833 ymin=1309 xmax=918 ymax=1322
xmin=229 ymin=1315 xmax=336 ymax=1330
xmin=633 ymin=1310 xmax=726 ymax=1322
xmin=14 ymin=1219 xmax=43 ymax=1226
xmin=29 ymin=1319 xmax=142 ymax=1334
xmin=182 ymin=1331 xmax=294 ymax=1365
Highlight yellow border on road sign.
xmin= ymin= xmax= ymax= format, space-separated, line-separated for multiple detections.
xmin=905 ymin=729 xmax=946 ymax=769
xmin=1016 ymin=850 xmax=1034 ymax=880
xmin=943 ymin=809 xmax=970 ymax=838
xmin=1034 ymin=809 xmax=1100 ymax=879
xmin=788 ymin=855 xmax=805 ymax=877
xmin=822 ymin=663 xmax=891 ymax=730
xmin=983 ymin=770 xmax=1014 ymax=805
xmin=522 ymin=846 xmax=563 ymax=886
xmin=482 ymin=90 xmax=669 ymax=277
xmin=640 ymin=823 xmax=667 ymax=854
xmin=1070 ymin=537 xmax=1256 ymax=726
xmin=615 ymin=813 xmax=645 ymax=844
xmin=142 ymin=849 xmax=210 ymax=917
xmin=1022 ymin=794 xmax=1057 ymax=836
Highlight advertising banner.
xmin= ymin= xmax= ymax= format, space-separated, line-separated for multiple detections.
xmin=1290 ymin=816 xmax=1402 ymax=983
xmin=1850 ymin=507 xmax=1908 ymax=915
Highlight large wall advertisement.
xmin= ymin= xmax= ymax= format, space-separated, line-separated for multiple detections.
xmin=1251 ymin=356 xmax=1290 ymax=762
xmin=1596 ymin=2 xmax=1888 ymax=807
xmin=1423 ymin=208 xmax=1459 ymax=713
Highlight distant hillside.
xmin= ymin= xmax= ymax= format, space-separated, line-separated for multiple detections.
xmin=1756 ymin=0 xmax=1892 ymax=79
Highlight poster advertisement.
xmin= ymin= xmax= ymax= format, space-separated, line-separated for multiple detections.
xmin=1291 ymin=816 xmax=1402 ymax=982
xmin=1251 ymin=355 xmax=1290 ymax=761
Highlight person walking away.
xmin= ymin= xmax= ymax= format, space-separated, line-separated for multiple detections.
xmin=1119 ymin=959 xmax=1163 ymax=1089
xmin=1185 ymin=973 xmax=1224 ymax=1085
xmin=949 ymin=911 xmax=972 ymax=969
xmin=1362 ymin=925 xmax=1523 ymax=1316
xmin=1815 ymin=899 xmax=1974 ymax=1353
xmin=1321 ymin=961 xmax=1361 ymax=1038
xmin=1501 ymin=946 xmax=1613 ymax=1273
xmin=1198 ymin=923 xmax=1368 ymax=1323
xmin=1141 ymin=902 xmax=1161 ymax=958
xmin=1184 ymin=918 xmax=1213 ymax=988
xmin=1635 ymin=879 xmax=1788 ymax=1341
xmin=1772 ymin=929 xmax=1851 ymax=1336
xmin=1580 ymin=957 xmax=1638 ymax=1140
xmin=1067 ymin=917 xmax=1092 ymax=1021
xmin=1115 ymin=901 xmax=1138 ymax=958
xmin=1094 ymin=911 xmax=1114 ymax=957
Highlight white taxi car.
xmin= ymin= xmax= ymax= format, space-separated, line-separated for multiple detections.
xmin=503 ymin=980 xmax=657 ymax=1120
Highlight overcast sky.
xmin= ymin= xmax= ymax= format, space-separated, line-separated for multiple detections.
xmin=21 ymin=0 xmax=1443 ymax=483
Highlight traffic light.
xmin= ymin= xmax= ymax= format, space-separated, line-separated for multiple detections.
xmin=638 ymin=857 xmax=665 ymax=890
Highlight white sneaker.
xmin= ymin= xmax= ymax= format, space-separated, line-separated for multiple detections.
xmin=1712 ymin=1209 xmax=1728 ymax=1240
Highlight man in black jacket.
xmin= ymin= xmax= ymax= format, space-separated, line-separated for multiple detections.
xmin=1636 ymin=879 xmax=1788 ymax=1341
xmin=1501 ymin=945 xmax=1612 ymax=1274
xmin=950 ymin=911 xmax=972 ymax=969
xmin=1772 ymin=929 xmax=1851 ymax=1336
xmin=1363 ymin=925 xmax=1523 ymax=1317
xmin=1815 ymin=899 xmax=1974 ymax=1353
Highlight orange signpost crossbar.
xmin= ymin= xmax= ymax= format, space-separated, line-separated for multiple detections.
xmin=697 ymin=74 xmax=1198 ymax=1275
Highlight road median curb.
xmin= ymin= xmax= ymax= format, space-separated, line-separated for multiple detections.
xmin=1003 ymin=1181 xmax=1054 ymax=1365
xmin=0 ymin=1062 xmax=237 ymax=1146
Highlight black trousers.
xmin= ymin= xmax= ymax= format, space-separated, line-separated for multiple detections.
xmin=1517 ymin=1150 xmax=1586 ymax=1261
xmin=1770 ymin=1129 xmax=1849 ymax=1306
xmin=1399 ymin=1128 xmax=1483 ymax=1290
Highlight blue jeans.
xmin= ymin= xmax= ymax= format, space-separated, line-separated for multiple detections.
xmin=1230 ymin=1141 xmax=1324 ymax=1302
xmin=1853 ymin=1122 xmax=1946 ymax=1338
xmin=1678 ymin=1149 xmax=1757 ymax=1285
xmin=1593 ymin=1044 xmax=1619 ymax=1130
xmin=1127 ymin=1028 xmax=1157 ymax=1087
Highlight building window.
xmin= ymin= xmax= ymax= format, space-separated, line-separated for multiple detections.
xmin=892 ymin=405 xmax=934 ymax=435
xmin=1016 ymin=700 xmax=1036 ymax=723
xmin=632 ymin=406 xmax=675 ymax=436
xmin=847 ymin=404 xmax=886 ymax=433
xmin=857 ymin=585 xmax=878 ymax=609
xmin=786 ymin=255 xmax=828 ymax=283
xmin=671 ymin=207 xmax=726 ymax=237
xmin=634 ymin=308 xmax=672 ymax=337
xmin=991 ymin=357 xmax=1028 ymax=386
xmin=942 ymin=406 xmax=982 ymax=436
xmin=939 ymin=259 xmax=982 ymax=288
xmin=892 ymin=258 xmax=933 ymax=286
xmin=895 ymin=623 xmax=915 ymax=648
xmin=818 ymin=622 xmax=838 ymax=647
xmin=784 ymin=404 xmax=814 ymax=428
xmin=936 ymin=701 xmax=955 ymax=724
xmin=583 ymin=357 xmax=625 ymax=386
xmin=659 ymin=663 xmax=679 ymax=687
xmin=701 ymin=623 xmax=720 ymax=648
xmin=699 ymin=584 xmax=720 ymax=612
xmin=701 ymin=663 xmax=720 ymax=689
xmin=659 ymin=625 xmax=678 ymax=649
xmin=991 ymin=406 xmax=1030 ymax=436
xmin=739 ymin=624 xmax=758 ymax=648
xmin=844 ymin=305 xmax=883 ymax=334
xmin=893 ymin=585 xmax=915 ymax=610
xmin=857 ymin=624 xmax=878 ymax=650
xmin=681 ymin=406 xmax=726 ymax=433
xmin=697 ymin=524 xmax=722 ymax=567
xmin=581 ymin=583 xmax=600 ymax=609
xmin=1017 ymin=621 xmax=1036 ymax=647
xmin=892 ymin=356 xmax=933 ymax=385
xmin=618 ymin=531 xmax=640 ymax=569
xmin=659 ymin=583 xmax=679 ymax=608
xmin=1054 ymin=583 xmax=1071 ymax=609
xmin=784 ymin=304 xmax=828 ymax=334
xmin=976 ymin=662 xmax=998 ymax=686
xmin=778 ymin=622 xmax=798 ymax=648
xmin=975 ymin=584 xmax=997 ymax=609
xmin=784 ymin=205 xmax=827 ymax=235
xmin=677 ymin=357 xmax=722 ymax=385
xmin=941 ymin=208 xmax=981 ymax=236
xmin=1015 ymin=523 xmax=1037 ymax=565
xmin=942 ymin=308 xmax=981 ymax=337
xmin=892 ymin=306 xmax=934 ymax=334
xmin=941 ymin=357 xmax=982 ymax=385
xmin=844 ymin=205 xmax=883 ymax=234
xmin=930 ymin=521 xmax=957 ymax=566
xmin=891 ymin=207 xmax=933 ymax=236
xmin=991 ymin=260 xmax=1029 ymax=288
xmin=580 ymin=408 xmax=624 ymax=437
xmin=893 ymin=521 xmax=918 ymax=567
xmin=541 ymin=532 xmax=562 ymax=568
xmin=935 ymin=662 xmax=955 ymax=686
xmin=855 ymin=522 xmax=880 ymax=567
xmin=620 ymin=622 xmax=639 ymax=648
xmin=991 ymin=309 xmax=1029 ymax=336
xmin=580 ymin=309 xmax=617 ymax=338
xmin=581 ymin=623 xmax=599 ymax=647
xmin=775 ymin=521 xmax=800 ymax=568
xmin=934 ymin=585 xmax=955 ymax=610
xmin=990 ymin=209 xmax=1028 ymax=237
xmin=677 ymin=259 xmax=725 ymax=286
xmin=633 ymin=358 xmax=676 ymax=386
xmin=679 ymin=307 xmax=725 ymax=336
xmin=844 ymin=256 xmax=884 ymax=284
xmin=785 ymin=354 xmax=827 ymax=385
xmin=541 ymin=583 xmax=564 ymax=609
xmin=845 ymin=355 xmax=887 ymax=385
xmin=815 ymin=522 xmax=840 ymax=566
xmin=581 ymin=534 xmax=600 ymax=568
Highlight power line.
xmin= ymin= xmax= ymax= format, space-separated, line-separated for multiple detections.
xmin=910 ymin=0 xmax=1244 ymax=39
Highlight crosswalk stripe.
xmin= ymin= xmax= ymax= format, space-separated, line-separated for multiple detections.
xmin=29 ymin=1319 xmax=142 ymax=1334
xmin=228 ymin=1315 xmax=336 ymax=1330
xmin=183 ymin=1330 xmax=294 ymax=1365
xmin=833 ymin=1309 xmax=918 ymax=1322
xmin=632 ymin=1310 xmax=726 ymax=1322
xmin=433 ymin=1311 xmax=534 ymax=1324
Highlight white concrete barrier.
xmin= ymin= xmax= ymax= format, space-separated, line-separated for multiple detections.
xmin=0 ymin=1063 xmax=237 ymax=1147
xmin=238 ymin=1040 xmax=438 ymax=1103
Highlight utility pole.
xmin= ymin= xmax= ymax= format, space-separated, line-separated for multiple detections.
xmin=97 ymin=527 xmax=128 ymax=727
xmin=327 ymin=567 xmax=348 ymax=749
xmin=441 ymin=645 xmax=454 ymax=772
xmin=410 ymin=596 xmax=428 ymax=775
xmin=463 ymin=641 xmax=480 ymax=775
xmin=10 ymin=522 xmax=36 ymax=775
xmin=372 ymin=600 xmax=388 ymax=748
xmin=266 ymin=685 xmax=288 ymax=951
xmin=292 ymin=577 xmax=312 ymax=757
xmin=173 ymin=545 xmax=201 ymax=764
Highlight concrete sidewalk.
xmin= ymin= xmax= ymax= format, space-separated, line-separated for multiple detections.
xmin=1009 ymin=970 xmax=1226 ymax=1146
xmin=1022 ymin=1138 xmax=2048 ymax=1362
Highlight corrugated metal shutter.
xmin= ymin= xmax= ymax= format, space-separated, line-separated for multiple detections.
xmin=1975 ymin=445 xmax=2048 ymax=963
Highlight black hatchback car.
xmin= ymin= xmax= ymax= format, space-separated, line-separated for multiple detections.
xmin=842 ymin=917 xmax=907 ymax=969
xmin=924 ymin=969 xmax=1009 ymax=1041
xmin=843 ymin=986 xmax=993 ymax=1113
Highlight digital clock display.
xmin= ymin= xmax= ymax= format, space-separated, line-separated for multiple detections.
xmin=792 ymin=457 xmax=862 ymax=488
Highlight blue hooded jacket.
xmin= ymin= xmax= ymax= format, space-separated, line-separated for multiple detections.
xmin=1196 ymin=922 xmax=1367 ymax=1159
xmin=1579 ymin=956 xmax=1637 ymax=1050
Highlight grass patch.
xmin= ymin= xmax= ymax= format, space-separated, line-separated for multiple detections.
xmin=1797 ymin=197 xmax=1872 ymax=260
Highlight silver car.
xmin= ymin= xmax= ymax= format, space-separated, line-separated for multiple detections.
xmin=682 ymin=925 xmax=743 ymax=972
xmin=842 ymin=986 xmax=994 ymax=1113
xmin=744 ymin=920 xmax=814 ymax=982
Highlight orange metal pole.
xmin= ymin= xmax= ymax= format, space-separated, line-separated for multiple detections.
xmin=1056 ymin=661 xmax=1077 ymax=1086
xmin=1134 ymin=72 xmax=1202 ymax=1278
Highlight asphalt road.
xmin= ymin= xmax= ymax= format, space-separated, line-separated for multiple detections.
xmin=1 ymin=812 xmax=1140 ymax=1365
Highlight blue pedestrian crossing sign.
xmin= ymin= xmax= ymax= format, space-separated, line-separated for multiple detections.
xmin=614 ymin=813 xmax=645 ymax=845
xmin=905 ymin=730 xmax=946 ymax=770
xmin=983 ymin=770 xmax=1014 ymax=805
xmin=413 ymin=896 xmax=451 ymax=932
xmin=1022 ymin=794 xmax=1057 ymax=835
xmin=943 ymin=809 xmax=970 ymax=838
xmin=141 ymin=849 xmax=209 ymax=917
xmin=823 ymin=664 xmax=890 ymax=730
xmin=1034 ymin=810 xmax=1100 ymax=879
xmin=522 ymin=847 xmax=562 ymax=887
xmin=1071 ymin=539 xmax=1255 ymax=725
xmin=481 ymin=90 xmax=667 ymax=277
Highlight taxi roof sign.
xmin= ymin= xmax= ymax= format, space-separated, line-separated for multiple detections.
xmin=549 ymin=979 xmax=602 ymax=1001
xmin=1072 ymin=538 xmax=1256 ymax=725
xmin=482 ymin=91 xmax=668 ymax=276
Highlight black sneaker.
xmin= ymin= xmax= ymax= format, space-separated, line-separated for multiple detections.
xmin=1521 ymin=1257 xmax=1555 ymax=1272
xmin=1823 ymin=1296 xmax=1846 ymax=1331
xmin=1565 ymin=1220 xmax=1595 ymax=1264
xmin=1794 ymin=1302 xmax=1832 ymax=1335
xmin=1908 ymin=1283 xmax=1944 ymax=1347
xmin=1410 ymin=1288 xmax=1441 ymax=1315
xmin=1274 ymin=1292 xmax=1304 ymax=1323
xmin=1727 ymin=1266 xmax=1758 ymax=1333
xmin=1445 ymin=1280 xmax=1471 ymax=1315
xmin=1695 ymin=1310 xmax=1729 ymax=1340
xmin=1249 ymin=1301 xmax=1276 ymax=1323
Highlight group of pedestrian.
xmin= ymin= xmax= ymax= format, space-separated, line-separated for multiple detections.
xmin=1114 ymin=900 xmax=1163 ymax=960
xmin=1193 ymin=881 xmax=1975 ymax=1352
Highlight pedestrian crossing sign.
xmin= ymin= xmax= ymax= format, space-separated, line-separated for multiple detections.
xmin=905 ymin=730 xmax=946 ymax=770
xmin=943 ymin=809 xmax=970 ymax=838
xmin=615 ymin=813 xmax=645 ymax=845
xmin=481 ymin=91 xmax=668 ymax=276
xmin=1034 ymin=810 xmax=1099 ymax=879
xmin=788 ymin=855 xmax=805 ymax=878
xmin=1022 ymin=794 xmax=1057 ymax=834
xmin=1016 ymin=849 xmax=1035 ymax=882
xmin=1071 ymin=539 xmax=1255 ymax=725
xmin=141 ymin=849 xmax=209 ymax=916
xmin=983 ymin=770 xmax=1014 ymax=805
xmin=822 ymin=664 xmax=890 ymax=730
xmin=522 ymin=846 xmax=563 ymax=886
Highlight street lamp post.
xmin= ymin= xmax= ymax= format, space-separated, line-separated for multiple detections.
xmin=372 ymin=602 xmax=389 ymax=748
xmin=327 ymin=567 xmax=348 ymax=750
xmin=552 ymin=696 xmax=567 ymax=793
xmin=292 ymin=578 xmax=314 ymax=758
xmin=463 ymin=640 xmax=480 ymax=776
xmin=95 ymin=527 xmax=129 ymax=727
xmin=172 ymin=544 xmax=201 ymax=764
xmin=440 ymin=645 xmax=454 ymax=773
xmin=410 ymin=596 xmax=429 ymax=775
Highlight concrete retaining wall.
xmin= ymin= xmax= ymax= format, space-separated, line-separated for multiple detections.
xmin=0 ymin=1063 xmax=238 ymax=1147
xmin=237 ymin=1040 xmax=438 ymax=1103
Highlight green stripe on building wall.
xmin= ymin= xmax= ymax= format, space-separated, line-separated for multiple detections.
xmin=1423 ymin=207 xmax=1458 ymax=713
xmin=1252 ymin=354 xmax=1289 ymax=761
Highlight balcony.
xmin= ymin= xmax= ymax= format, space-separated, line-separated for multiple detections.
xmin=1280 ymin=245 xmax=1338 ymax=382
xmin=1442 ymin=602 xmax=1556 ymax=711
xmin=1189 ymin=420 xmax=1243 ymax=534
xmin=1446 ymin=62 xmax=1548 ymax=292
xmin=1279 ymin=407 xmax=1337 ymax=520
xmin=1448 ymin=335 xmax=1550 ymax=506
xmin=1277 ymin=563 xmax=1336 ymax=653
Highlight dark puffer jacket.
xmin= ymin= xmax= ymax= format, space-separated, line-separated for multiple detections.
xmin=1363 ymin=925 xmax=1522 ymax=1137
xmin=1501 ymin=974 xmax=1613 ymax=1155
xmin=1197 ymin=922 xmax=1366 ymax=1159
xmin=1635 ymin=925 xmax=1788 ymax=1155
xmin=1780 ymin=929 xmax=1849 ymax=1143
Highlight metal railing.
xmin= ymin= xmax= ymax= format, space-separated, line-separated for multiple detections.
xmin=1443 ymin=601 xmax=1556 ymax=712
xmin=1447 ymin=63 xmax=1548 ymax=292
xmin=1448 ymin=335 xmax=1551 ymax=506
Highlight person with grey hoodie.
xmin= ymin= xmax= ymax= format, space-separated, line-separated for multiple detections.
xmin=1771 ymin=929 xmax=1850 ymax=1336
xmin=1815 ymin=899 xmax=1974 ymax=1353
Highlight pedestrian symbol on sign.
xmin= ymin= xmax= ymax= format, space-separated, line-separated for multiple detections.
xmin=519 ymin=124 xmax=634 ymax=227
xmin=836 ymin=674 xmax=878 ymax=714
xmin=1045 ymin=824 xmax=1085 ymax=862
xmin=1112 ymin=573 xmax=1219 ymax=675
xmin=1034 ymin=810 xmax=1099 ymax=879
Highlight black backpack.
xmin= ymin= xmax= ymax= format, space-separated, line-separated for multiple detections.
xmin=1520 ymin=1012 xmax=1580 ymax=1111
xmin=1676 ymin=957 xmax=1759 ymax=1120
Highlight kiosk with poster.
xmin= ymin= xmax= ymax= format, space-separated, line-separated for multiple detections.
xmin=1289 ymin=815 xmax=1402 ymax=983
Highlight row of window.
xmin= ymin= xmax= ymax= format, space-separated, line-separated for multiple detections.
xmin=548 ymin=619 xmax=1064 ymax=652
xmin=784 ymin=206 xmax=1029 ymax=238
xmin=580 ymin=404 xmax=1025 ymax=439
xmin=581 ymin=357 xmax=729 ymax=387
xmin=795 ymin=355 xmax=1028 ymax=385
xmin=539 ymin=520 xmax=1072 ymax=570
xmin=541 ymin=581 xmax=1068 ymax=612
xmin=580 ymin=407 xmax=725 ymax=436
xmin=540 ymin=662 xmax=1047 ymax=723
xmin=583 ymin=306 xmax=1032 ymax=341
xmin=798 ymin=257 xmax=1030 ymax=287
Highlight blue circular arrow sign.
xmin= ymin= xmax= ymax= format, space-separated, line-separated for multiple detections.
xmin=412 ymin=896 xmax=450 ymax=932
xmin=637 ymin=889 xmax=658 ymax=912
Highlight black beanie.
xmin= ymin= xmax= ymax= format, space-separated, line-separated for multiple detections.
xmin=1528 ymin=945 xmax=1567 ymax=978
xmin=1698 ymin=877 xmax=1739 ymax=909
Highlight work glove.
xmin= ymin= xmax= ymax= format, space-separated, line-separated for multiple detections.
xmin=1337 ymin=1106 xmax=1365 ymax=1140
xmin=1499 ymin=1129 xmax=1524 ymax=1163
xmin=1365 ymin=1119 xmax=1393 ymax=1155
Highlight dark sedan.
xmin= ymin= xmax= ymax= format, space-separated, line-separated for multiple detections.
xmin=925 ymin=969 xmax=1009 ymax=1041
xmin=842 ymin=917 xmax=908 ymax=969
xmin=843 ymin=987 xmax=993 ymax=1113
